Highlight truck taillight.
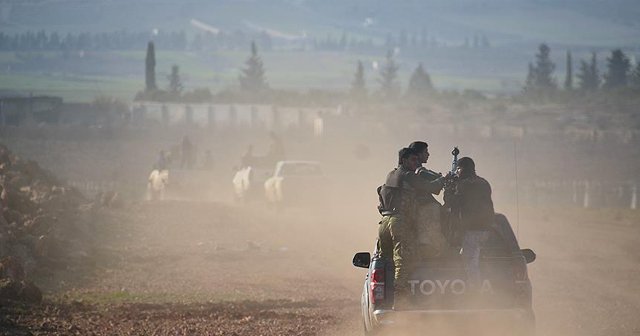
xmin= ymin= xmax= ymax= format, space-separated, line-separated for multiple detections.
xmin=370 ymin=269 xmax=385 ymax=304
xmin=371 ymin=268 xmax=385 ymax=283
xmin=512 ymin=259 xmax=528 ymax=281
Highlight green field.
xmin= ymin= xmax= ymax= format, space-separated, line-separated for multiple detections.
xmin=0 ymin=73 xmax=139 ymax=102
xmin=0 ymin=44 xmax=631 ymax=103
xmin=0 ymin=48 xmax=533 ymax=102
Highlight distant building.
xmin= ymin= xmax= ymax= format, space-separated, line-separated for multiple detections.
xmin=0 ymin=95 xmax=63 ymax=126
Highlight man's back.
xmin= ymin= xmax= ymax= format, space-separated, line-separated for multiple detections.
xmin=448 ymin=174 xmax=495 ymax=231
xmin=378 ymin=167 xmax=413 ymax=216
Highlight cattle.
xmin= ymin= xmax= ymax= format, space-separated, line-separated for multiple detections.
xmin=232 ymin=166 xmax=253 ymax=202
xmin=148 ymin=169 xmax=169 ymax=201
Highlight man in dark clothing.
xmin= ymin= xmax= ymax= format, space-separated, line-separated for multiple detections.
xmin=241 ymin=145 xmax=254 ymax=168
xmin=444 ymin=156 xmax=495 ymax=287
xmin=378 ymin=147 xmax=444 ymax=305
xmin=155 ymin=150 xmax=168 ymax=171
xmin=181 ymin=136 xmax=195 ymax=169
xmin=445 ymin=157 xmax=495 ymax=231
xmin=267 ymin=132 xmax=285 ymax=164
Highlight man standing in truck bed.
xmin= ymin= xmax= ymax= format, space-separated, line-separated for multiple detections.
xmin=409 ymin=141 xmax=448 ymax=259
xmin=444 ymin=156 xmax=495 ymax=287
xmin=377 ymin=147 xmax=445 ymax=306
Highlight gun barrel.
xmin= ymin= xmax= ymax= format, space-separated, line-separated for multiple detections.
xmin=450 ymin=146 xmax=460 ymax=173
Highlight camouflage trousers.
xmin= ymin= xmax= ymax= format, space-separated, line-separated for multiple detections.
xmin=415 ymin=202 xmax=448 ymax=259
xmin=378 ymin=215 xmax=416 ymax=301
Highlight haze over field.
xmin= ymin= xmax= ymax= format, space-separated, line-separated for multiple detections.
xmin=1 ymin=1 xmax=640 ymax=335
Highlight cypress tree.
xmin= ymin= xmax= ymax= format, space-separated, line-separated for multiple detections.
xmin=239 ymin=41 xmax=268 ymax=94
xmin=533 ymin=43 xmax=556 ymax=90
xmin=167 ymin=64 xmax=183 ymax=95
xmin=603 ymin=49 xmax=631 ymax=89
xmin=350 ymin=60 xmax=367 ymax=100
xmin=523 ymin=62 xmax=535 ymax=94
xmin=564 ymin=51 xmax=573 ymax=91
xmin=378 ymin=50 xmax=400 ymax=99
xmin=577 ymin=60 xmax=591 ymax=91
xmin=630 ymin=62 xmax=640 ymax=89
xmin=145 ymin=41 xmax=157 ymax=91
xmin=406 ymin=63 xmax=433 ymax=97
xmin=589 ymin=52 xmax=601 ymax=90
xmin=577 ymin=52 xmax=600 ymax=92
xmin=523 ymin=43 xmax=557 ymax=96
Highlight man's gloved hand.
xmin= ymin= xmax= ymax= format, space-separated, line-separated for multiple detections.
xmin=416 ymin=167 xmax=443 ymax=179
xmin=443 ymin=172 xmax=458 ymax=191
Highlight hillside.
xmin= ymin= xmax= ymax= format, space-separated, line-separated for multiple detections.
xmin=1 ymin=0 xmax=639 ymax=47
xmin=0 ymin=0 xmax=638 ymax=100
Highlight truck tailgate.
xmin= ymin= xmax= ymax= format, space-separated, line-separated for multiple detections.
xmin=406 ymin=257 xmax=518 ymax=310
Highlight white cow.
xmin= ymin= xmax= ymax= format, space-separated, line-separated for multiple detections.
xmin=148 ymin=169 xmax=169 ymax=201
xmin=232 ymin=166 xmax=253 ymax=202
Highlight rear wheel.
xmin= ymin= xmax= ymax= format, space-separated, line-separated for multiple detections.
xmin=520 ymin=311 xmax=536 ymax=336
xmin=363 ymin=322 xmax=380 ymax=336
xmin=362 ymin=296 xmax=379 ymax=336
xmin=507 ymin=310 xmax=535 ymax=336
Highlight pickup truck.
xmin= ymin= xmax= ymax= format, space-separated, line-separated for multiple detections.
xmin=353 ymin=214 xmax=536 ymax=335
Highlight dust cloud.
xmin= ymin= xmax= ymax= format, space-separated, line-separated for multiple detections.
xmin=1 ymin=109 xmax=639 ymax=336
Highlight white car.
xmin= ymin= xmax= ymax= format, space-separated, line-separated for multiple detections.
xmin=232 ymin=165 xmax=273 ymax=203
xmin=264 ymin=161 xmax=325 ymax=206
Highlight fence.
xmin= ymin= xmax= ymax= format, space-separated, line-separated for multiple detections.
xmin=65 ymin=176 xmax=639 ymax=211
xmin=129 ymin=102 xmax=334 ymax=133
xmin=494 ymin=180 xmax=638 ymax=210
xmin=66 ymin=180 xmax=132 ymax=199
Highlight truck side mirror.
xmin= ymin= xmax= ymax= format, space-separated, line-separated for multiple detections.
xmin=521 ymin=249 xmax=536 ymax=264
xmin=352 ymin=252 xmax=371 ymax=268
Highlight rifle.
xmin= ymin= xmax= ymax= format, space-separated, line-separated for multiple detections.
xmin=443 ymin=146 xmax=462 ymax=247
xmin=444 ymin=147 xmax=460 ymax=189
xmin=450 ymin=147 xmax=460 ymax=174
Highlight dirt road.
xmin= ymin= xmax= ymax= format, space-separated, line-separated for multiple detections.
xmin=1 ymin=201 xmax=365 ymax=335
xmin=1 ymin=201 xmax=639 ymax=336
xmin=516 ymin=208 xmax=640 ymax=336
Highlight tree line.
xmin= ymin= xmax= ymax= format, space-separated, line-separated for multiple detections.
xmin=0 ymin=29 xmax=489 ymax=54
xmin=523 ymin=43 xmax=640 ymax=99
xmin=0 ymin=30 xmax=188 ymax=51
xmin=0 ymin=30 xmax=272 ymax=52
xmin=313 ymin=30 xmax=490 ymax=52
xmin=137 ymin=39 xmax=640 ymax=106
xmin=137 ymin=40 xmax=436 ymax=104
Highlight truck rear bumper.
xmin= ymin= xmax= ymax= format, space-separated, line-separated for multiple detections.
xmin=373 ymin=307 xmax=534 ymax=327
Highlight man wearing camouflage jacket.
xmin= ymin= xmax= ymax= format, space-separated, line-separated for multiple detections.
xmin=377 ymin=147 xmax=445 ymax=305
xmin=409 ymin=141 xmax=448 ymax=259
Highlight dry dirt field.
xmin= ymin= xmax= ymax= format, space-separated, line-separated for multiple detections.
xmin=2 ymin=198 xmax=640 ymax=336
